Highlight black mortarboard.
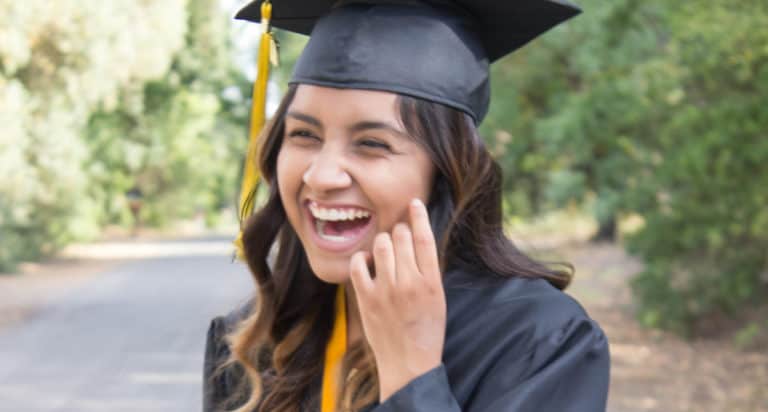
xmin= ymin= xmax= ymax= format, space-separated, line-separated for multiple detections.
xmin=235 ymin=0 xmax=580 ymax=123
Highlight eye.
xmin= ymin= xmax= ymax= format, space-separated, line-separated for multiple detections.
xmin=287 ymin=129 xmax=318 ymax=139
xmin=357 ymin=138 xmax=391 ymax=151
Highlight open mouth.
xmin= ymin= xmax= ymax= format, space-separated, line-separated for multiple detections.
xmin=305 ymin=201 xmax=374 ymax=252
xmin=315 ymin=216 xmax=372 ymax=242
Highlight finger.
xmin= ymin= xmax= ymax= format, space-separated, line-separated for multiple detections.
xmin=392 ymin=222 xmax=420 ymax=284
xmin=372 ymin=232 xmax=396 ymax=286
xmin=409 ymin=198 xmax=441 ymax=285
xmin=349 ymin=250 xmax=374 ymax=296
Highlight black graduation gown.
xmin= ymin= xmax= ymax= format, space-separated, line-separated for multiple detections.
xmin=203 ymin=267 xmax=611 ymax=411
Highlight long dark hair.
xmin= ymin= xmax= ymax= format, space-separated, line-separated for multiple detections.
xmin=220 ymin=84 xmax=572 ymax=412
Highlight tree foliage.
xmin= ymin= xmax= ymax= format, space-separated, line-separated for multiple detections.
xmin=83 ymin=0 xmax=249 ymax=228
xmin=625 ymin=1 xmax=768 ymax=334
xmin=0 ymin=0 xmax=247 ymax=271
xmin=482 ymin=0 xmax=768 ymax=335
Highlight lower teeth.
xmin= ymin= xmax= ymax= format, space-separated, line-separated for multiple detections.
xmin=316 ymin=220 xmax=352 ymax=242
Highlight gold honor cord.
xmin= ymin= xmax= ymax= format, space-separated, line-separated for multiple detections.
xmin=322 ymin=285 xmax=348 ymax=412
xmin=235 ymin=0 xmax=276 ymax=258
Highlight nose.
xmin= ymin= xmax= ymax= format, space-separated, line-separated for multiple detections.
xmin=302 ymin=148 xmax=352 ymax=192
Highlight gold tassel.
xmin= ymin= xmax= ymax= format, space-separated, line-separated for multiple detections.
xmin=234 ymin=0 xmax=277 ymax=259
xmin=322 ymin=285 xmax=348 ymax=412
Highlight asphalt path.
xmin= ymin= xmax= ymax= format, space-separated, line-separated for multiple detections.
xmin=0 ymin=238 xmax=253 ymax=412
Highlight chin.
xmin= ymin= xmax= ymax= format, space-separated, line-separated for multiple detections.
xmin=307 ymin=256 xmax=352 ymax=285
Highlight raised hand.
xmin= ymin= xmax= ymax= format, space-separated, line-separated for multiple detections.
xmin=349 ymin=198 xmax=447 ymax=402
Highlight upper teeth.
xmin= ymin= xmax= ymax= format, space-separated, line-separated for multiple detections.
xmin=309 ymin=202 xmax=370 ymax=221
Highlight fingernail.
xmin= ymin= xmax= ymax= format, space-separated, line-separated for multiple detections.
xmin=411 ymin=198 xmax=422 ymax=208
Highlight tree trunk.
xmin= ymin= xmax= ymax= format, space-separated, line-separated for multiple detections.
xmin=591 ymin=214 xmax=617 ymax=242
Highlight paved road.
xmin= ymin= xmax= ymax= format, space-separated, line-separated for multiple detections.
xmin=0 ymin=238 xmax=253 ymax=412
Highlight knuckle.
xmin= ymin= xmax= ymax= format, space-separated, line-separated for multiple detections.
xmin=374 ymin=233 xmax=390 ymax=253
xmin=350 ymin=267 xmax=367 ymax=286
xmin=396 ymin=278 xmax=417 ymax=296
xmin=413 ymin=231 xmax=431 ymax=247
xmin=393 ymin=223 xmax=411 ymax=240
xmin=404 ymin=285 xmax=420 ymax=300
xmin=425 ymin=282 xmax=440 ymax=296
xmin=385 ymin=286 xmax=400 ymax=302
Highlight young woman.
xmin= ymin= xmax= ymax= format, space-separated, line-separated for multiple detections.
xmin=204 ymin=1 xmax=609 ymax=411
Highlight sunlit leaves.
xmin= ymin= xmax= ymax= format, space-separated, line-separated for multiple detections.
xmin=0 ymin=0 xmax=245 ymax=271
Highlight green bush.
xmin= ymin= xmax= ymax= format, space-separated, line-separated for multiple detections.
xmin=482 ymin=0 xmax=768 ymax=336
xmin=625 ymin=1 xmax=768 ymax=335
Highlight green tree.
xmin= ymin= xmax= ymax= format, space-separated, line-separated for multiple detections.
xmin=0 ymin=0 xmax=247 ymax=271
xmin=84 ymin=0 xmax=249 ymax=228
xmin=482 ymin=0 xmax=768 ymax=335
xmin=0 ymin=0 xmax=188 ymax=270
xmin=626 ymin=1 xmax=768 ymax=334
xmin=482 ymin=0 xmax=666 ymax=237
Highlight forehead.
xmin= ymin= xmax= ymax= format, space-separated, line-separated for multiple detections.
xmin=288 ymin=84 xmax=401 ymax=124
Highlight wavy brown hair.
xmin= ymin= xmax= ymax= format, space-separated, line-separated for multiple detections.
xmin=216 ymin=84 xmax=572 ymax=412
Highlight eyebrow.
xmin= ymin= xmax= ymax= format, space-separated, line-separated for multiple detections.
xmin=286 ymin=111 xmax=409 ymax=140
xmin=350 ymin=120 xmax=410 ymax=140
xmin=286 ymin=111 xmax=322 ymax=128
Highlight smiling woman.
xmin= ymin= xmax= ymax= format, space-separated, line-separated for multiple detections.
xmin=279 ymin=86 xmax=435 ymax=284
xmin=203 ymin=1 xmax=609 ymax=412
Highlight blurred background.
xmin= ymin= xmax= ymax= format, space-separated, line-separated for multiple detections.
xmin=0 ymin=0 xmax=766 ymax=411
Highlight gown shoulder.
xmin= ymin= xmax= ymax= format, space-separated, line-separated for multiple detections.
xmin=203 ymin=299 xmax=254 ymax=412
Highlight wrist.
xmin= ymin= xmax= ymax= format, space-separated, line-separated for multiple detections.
xmin=377 ymin=360 xmax=441 ymax=402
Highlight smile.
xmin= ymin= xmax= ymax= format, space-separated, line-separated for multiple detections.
xmin=305 ymin=200 xmax=374 ymax=252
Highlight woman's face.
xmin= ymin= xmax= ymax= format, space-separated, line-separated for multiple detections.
xmin=277 ymin=85 xmax=435 ymax=284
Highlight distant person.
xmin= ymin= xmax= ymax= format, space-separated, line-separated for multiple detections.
xmin=204 ymin=1 xmax=609 ymax=411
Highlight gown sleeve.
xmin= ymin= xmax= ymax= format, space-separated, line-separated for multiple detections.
xmin=203 ymin=316 xmax=249 ymax=412
xmin=203 ymin=316 xmax=229 ymax=412
xmin=369 ymin=316 xmax=610 ymax=412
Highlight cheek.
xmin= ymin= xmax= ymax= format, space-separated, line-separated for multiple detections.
xmin=367 ymin=164 xmax=434 ymax=229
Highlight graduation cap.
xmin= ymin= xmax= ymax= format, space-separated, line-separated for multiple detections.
xmin=235 ymin=0 xmax=581 ymax=123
